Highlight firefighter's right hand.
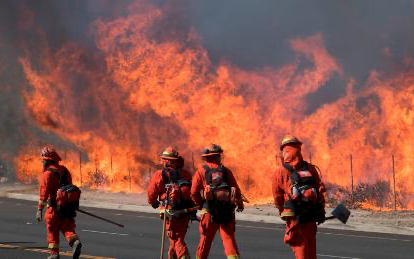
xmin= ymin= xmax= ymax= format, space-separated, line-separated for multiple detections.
xmin=152 ymin=201 xmax=160 ymax=209
xmin=236 ymin=202 xmax=244 ymax=212
xmin=36 ymin=208 xmax=43 ymax=222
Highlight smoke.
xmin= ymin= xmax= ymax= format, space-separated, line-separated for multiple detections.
xmin=188 ymin=1 xmax=414 ymax=73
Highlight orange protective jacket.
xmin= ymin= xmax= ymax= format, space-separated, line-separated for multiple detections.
xmin=191 ymin=162 xmax=242 ymax=209
xmin=147 ymin=168 xmax=192 ymax=207
xmin=272 ymin=159 xmax=326 ymax=216
xmin=38 ymin=164 xmax=73 ymax=209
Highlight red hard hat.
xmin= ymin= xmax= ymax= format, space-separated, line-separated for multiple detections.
xmin=41 ymin=145 xmax=62 ymax=162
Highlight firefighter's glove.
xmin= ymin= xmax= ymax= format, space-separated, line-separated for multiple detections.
xmin=189 ymin=210 xmax=198 ymax=222
xmin=317 ymin=211 xmax=326 ymax=225
xmin=236 ymin=202 xmax=244 ymax=212
xmin=152 ymin=200 xmax=160 ymax=209
xmin=317 ymin=218 xmax=325 ymax=225
xmin=36 ymin=208 xmax=43 ymax=222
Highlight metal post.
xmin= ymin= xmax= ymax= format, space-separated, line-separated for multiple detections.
xmin=129 ymin=168 xmax=132 ymax=193
xmin=246 ymin=174 xmax=251 ymax=191
xmin=392 ymin=155 xmax=397 ymax=211
xmin=309 ymin=152 xmax=312 ymax=164
xmin=79 ymin=151 xmax=82 ymax=188
xmin=111 ymin=155 xmax=113 ymax=175
xmin=95 ymin=156 xmax=98 ymax=174
xmin=350 ymin=154 xmax=354 ymax=203
xmin=191 ymin=152 xmax=196 ymax=172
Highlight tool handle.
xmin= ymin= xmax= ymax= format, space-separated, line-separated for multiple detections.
xmin=76 ymin=208 xmax=124 ymax=228
xmin=160 ymin=212 xmax=167 ymax=259
xmin=160 ymin=189 xmax=170 ymax=259
xmin=324 ymin=216 xmax=336 ymax=221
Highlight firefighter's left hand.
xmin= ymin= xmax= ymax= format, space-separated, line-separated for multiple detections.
xmin=36 ymin=208 xmax=43 ymax=222
xmin=236 ymin=202 xmax=244 ymax=212
xmin=317 ymin=211 xmax=326 ymax=225
xmin=151 ymin=200 xmax=160 ymax=209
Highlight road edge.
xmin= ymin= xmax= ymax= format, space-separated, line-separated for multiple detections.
xmin=1 ymin=192 xmax=413 ymax=237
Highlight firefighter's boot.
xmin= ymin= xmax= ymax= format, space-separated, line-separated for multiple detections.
xmin=72 ymin=239 xmax=82 ymax=259
xmin=47 ymin=254 xmax=60 ymax=259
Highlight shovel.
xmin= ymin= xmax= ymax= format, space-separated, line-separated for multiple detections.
xmin=324 ymin=203 xmax=351 ymax=224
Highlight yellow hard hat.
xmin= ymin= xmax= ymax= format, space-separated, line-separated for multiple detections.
xmin=201 ymin=144 xmax=223 ymax=157
xmin=160 ymin=147 xmax=180 ymax=160
xmin=280 ymin=135 xmax=302 ymax=151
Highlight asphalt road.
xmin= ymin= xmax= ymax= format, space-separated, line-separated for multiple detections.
xmin=0 ymin=197 xmax=413 ymax=259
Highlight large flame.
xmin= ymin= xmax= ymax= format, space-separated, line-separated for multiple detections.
xmin=14 ymin=1 xmax=414 ymax=208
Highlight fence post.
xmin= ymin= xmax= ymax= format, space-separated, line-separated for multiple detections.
xmin=392 ymin=155 xmax=397 ymax=211
xmin=350 ymin=154 xmax=354 ymax=203
xmin=129 ymin=168 xmax=132 ymax=193
xmin=79 ymin=151 xmax=82 ymax=188
xmin=192 ymin=152 xmax=196 ymax=172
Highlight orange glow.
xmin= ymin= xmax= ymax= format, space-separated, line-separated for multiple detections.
xmin=14 ymin=1 xmax=414 ymax=209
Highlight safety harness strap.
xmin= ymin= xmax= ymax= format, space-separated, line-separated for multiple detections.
xmin=161 ymin=168 xmax=181 ymax=185
xmin=283 ymin=161 xmax=324 ymax=223
xmin=46 ymin=167 xmax=70 ymax=187
xmin=204 ymin=165 xmax=229 ymax=186
xmin=283 ymin=161 xmax=316 ymax=187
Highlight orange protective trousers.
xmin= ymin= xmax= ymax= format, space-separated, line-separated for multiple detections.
xmin=196 ymin=213 xmax=239 ymax=259
xmin=284 ymin=219 xmax=317 ymax=259
xmin=45 ymin=207 xmax=78 ymax=254
xmin=166 ymin=215 xmax=190 ymax=259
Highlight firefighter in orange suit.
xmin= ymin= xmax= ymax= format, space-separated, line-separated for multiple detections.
xmin=147 ymin=147 xmax=193 ymax=259
xmin=36 ymin=145 xmax=82 ymax=259
xmin=191 ymin=144 xmax=244 ymax=259
xmin=272 ymin=136 xmax=326 ymax=259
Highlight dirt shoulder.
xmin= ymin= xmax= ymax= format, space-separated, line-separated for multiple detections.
xmin=1 ymin=183 xmax=413 ymax=236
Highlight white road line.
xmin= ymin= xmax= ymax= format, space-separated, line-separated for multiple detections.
xmin=322 ymin=231 xmax=413 ymax=242
xmin=236 ymin=224 xmax=282 ymax=231
xmin=136 ymin=215 xmax=158 ymax=219
xmin=133 ymin=216 xmax=413 ymax=242
xmin=236 ymin=224 xmax=413 ymax=242
xmin=317 ymin=254 xmax=361 ymax=259
xmin=82 ymin=229 xmax=129 ymax=236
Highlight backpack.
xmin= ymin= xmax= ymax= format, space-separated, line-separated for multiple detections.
xmin=204 ymin=165 xmax=236 ymax=224
xmin=283 ymin=162 xmax=324 ymax=223
xmin=56 ymin=184 xmax=81 ymax=218
xmin=162 ymin=168 xmax=192 ymax=210
xmin=47 ymin=166 xmax=81 ymax=218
